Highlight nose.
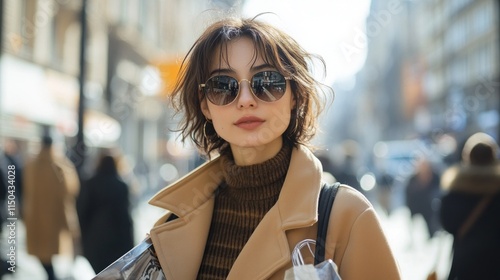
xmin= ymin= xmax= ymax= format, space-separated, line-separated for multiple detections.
xmin=236 ymin=79 xmax=256 ymax=108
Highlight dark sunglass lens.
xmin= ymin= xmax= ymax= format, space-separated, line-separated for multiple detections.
xmin=205 ymin=76 xmax=239 ymax=105
xmin=251 ymin=71 xmax=286 ymax=102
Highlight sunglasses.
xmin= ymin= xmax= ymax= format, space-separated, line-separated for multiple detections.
xmin=199 ymin=71 xmax=292 ymax=106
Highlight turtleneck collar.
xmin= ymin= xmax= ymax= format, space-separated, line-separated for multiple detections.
xmin=218 ymin=144 xmax=292 ymax=201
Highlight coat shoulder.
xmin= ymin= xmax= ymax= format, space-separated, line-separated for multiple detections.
xmin=327 ymin=184 xmax=378 ymax=235
xmin=335 ymin=184 xmax=372 ymax=211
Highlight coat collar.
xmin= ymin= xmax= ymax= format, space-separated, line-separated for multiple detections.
xmin=441 ymin=163 xmax=500 ymax=194
xmin=148 ymin=145 xmax=323 ymax=280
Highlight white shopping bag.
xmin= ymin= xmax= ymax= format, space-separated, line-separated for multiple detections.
xmin=285 ymin=239 xmax=341 ymax=280
xmin=285 ymin=264 xmax=320 ymax=280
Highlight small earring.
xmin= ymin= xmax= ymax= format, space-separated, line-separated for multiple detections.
xmin=203 ymin=119 xmax=212 ymax=140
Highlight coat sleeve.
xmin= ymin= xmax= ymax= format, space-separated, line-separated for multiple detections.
xmin=328 ymin=186 xmax=401 ymax=280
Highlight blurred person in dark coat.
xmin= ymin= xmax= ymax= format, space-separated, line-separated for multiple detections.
xmin=333 ymin=140 xmax=362 ymax=193
xmin=405 ymin=158 xmax=441 ymax=239
xmin=3 ymin=138 xmax=24 ymax=213
xmin=77 ymin=153 xmax=134 ymax=274
xmin=23 ymin=135 xmax=80 ymax=280
xmin=376 ymin=172 xmax=395 ymax=215
xmin=440 ymin=132 xmax=500 ymax=280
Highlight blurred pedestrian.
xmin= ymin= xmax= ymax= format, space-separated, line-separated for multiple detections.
xmin=23 ymin=135 xmax=80 ymax=280
xmin=332 ymin=140 xmax=362 ymax=193
xmin=147 ymin=16 xmax=400 ymax=279
xmin=440 ymin=132 xmax=500 ymax=280
xmin=77 ymin=153 xmax=134 ymax=274
xmin=405 ymin=158 xmax=441 ymax=239
xmin=376 ymin=171 xmax=395 ymax=215
xmin=3 ymin=138 xmax=24 ymax=214
xmin=315 ymin=152 xmax=337 ymax=184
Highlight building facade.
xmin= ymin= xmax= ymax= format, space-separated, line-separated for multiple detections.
xmin=354 ymin=0 xmax=499 ymax=161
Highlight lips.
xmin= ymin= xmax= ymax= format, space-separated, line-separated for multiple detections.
xmin=234 ymin=116 xmax=265 ymax=130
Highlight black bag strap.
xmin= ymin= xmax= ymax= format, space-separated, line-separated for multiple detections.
xmin=314 ymin=182 xmax=340 ymax=265
xmin=457 ymin=196 xmax=493 ymax=241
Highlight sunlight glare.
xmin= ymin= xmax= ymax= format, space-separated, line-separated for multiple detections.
xmin=242 ymin=0 xmax=372 ymax=85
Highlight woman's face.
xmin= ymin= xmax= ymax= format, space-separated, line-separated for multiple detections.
xmin=201 ymin=37 xmax=295 ymax=165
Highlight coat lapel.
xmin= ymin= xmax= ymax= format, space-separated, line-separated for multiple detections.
xmin=150 ymin=198 xmax=214 ymax=280
xmin=149 ymin=158 xmax=224 ymax=280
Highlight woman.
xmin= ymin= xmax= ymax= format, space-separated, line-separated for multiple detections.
xmin=148 ymin=16 xmax=400 ymax=280
xmin=77 ymin=153 xmax=134 ymax=273
xmin=440 ymin=132 xmax=500 ymax=279
xmin=23 ymin=136 xmax=80 ymax=280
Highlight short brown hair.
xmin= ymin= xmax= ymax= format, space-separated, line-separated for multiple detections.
xmin=169 ymin=16 xmax=332 ymax=157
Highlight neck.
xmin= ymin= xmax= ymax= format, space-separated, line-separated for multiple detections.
xmin=230 ymin=137 xmax=283 ymax=166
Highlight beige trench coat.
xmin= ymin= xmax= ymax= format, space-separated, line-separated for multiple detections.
xmin=149 ymin=145 xmax=401 ymax=280
xmin=23 ymin=148 xmax=80 ymax=263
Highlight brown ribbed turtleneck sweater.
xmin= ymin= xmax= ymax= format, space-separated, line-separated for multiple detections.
xmin=197 ymin=145 xmax=292 ymax=280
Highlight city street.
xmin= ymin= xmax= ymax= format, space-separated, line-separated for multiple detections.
xmin=0 ymin=0 xmax=495 ymax=278
xmin=2 ymin=198 xmax=453 ymax=280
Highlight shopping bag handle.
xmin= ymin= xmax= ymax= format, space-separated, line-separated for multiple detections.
xmin=314 ymin=182 xmax=340 ymax=265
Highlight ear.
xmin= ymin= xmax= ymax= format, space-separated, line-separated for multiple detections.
xmin=290 ymin=92 xmax=296 ymax=109
xmin=201 ymin=98 xmax=212 ymax=119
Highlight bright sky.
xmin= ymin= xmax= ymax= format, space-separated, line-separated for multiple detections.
xmin=242 ymin=0 xmax=372 ymax=86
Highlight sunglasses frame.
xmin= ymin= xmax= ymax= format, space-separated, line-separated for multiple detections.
xmin=199 ymin=71 xmax=293 ymax=106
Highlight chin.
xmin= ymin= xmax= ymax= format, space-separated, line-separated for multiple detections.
xmin=234 ymin=140 xmax=265 ymax=148
xmin=228 ymin=136 xmax=268 ymax=148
